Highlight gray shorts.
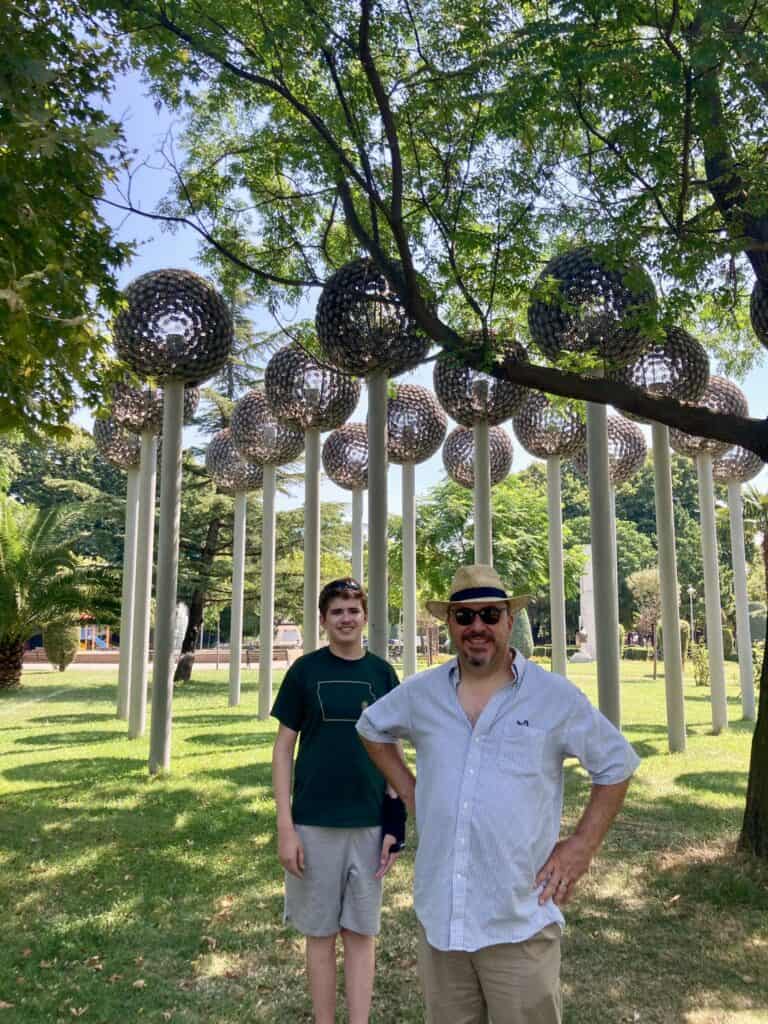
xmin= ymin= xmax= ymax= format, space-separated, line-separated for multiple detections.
xmin=284 ymin=825 xmax=383 ymax=937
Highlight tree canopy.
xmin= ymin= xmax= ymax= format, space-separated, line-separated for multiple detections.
xmin=1 ymin=2 xmax=133 ymax=436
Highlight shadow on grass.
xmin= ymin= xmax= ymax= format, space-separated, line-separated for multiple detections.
xmin=15 ymin=730 xmax=126 ymax=748
xmin=27 ymin=713 xmax=118 ymax=725
xmin=183 ymin=732 xmax=275 ymax=749
xmin=674 ymin=770 xmax=748 ymax=797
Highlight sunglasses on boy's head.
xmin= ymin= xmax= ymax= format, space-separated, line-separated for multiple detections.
xmin=322 ymin=578 xmax=362 ymax=596
xmin=450 ymin=605 xmax=506 ymax=626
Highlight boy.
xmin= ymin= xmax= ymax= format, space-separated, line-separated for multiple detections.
xmin=271 ymin=578 xmax=405 ymax=1023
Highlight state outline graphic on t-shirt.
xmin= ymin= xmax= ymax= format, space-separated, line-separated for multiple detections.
xmin=316 ymin=680 xmax=377 ymax=722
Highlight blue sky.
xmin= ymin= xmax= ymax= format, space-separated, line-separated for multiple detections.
xmin=84 ymin=69 xmax=768 ymax=510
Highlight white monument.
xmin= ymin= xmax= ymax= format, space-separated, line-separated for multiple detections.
xmin=570 ymin=545 xmax=596 ymax=662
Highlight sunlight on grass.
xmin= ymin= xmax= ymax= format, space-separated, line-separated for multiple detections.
xmin=1 ymin=663 xmax=766 ymax=1022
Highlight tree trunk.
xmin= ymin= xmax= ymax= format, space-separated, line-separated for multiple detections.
xmin=0 ymin=636 xmax=26 ymax=689
xmin=173 ymin=515 xmax=222 ymax=684
xmin=738 ymin=534 xmax=768 ymax=856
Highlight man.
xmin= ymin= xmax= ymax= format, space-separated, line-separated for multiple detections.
xmin=356 ymin=564 xmax=640 ymax=1024
xmin=271 ymin=577 xmax=406 ymax=1024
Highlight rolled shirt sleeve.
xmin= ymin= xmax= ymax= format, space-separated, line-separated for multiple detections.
xmin=356 ymin=678 xmax=413 ymax=743
xmin=562 ymin=690 xmax=641 ymax=785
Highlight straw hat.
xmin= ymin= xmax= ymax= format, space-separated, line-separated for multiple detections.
xmin=426 ymin=565 xmax=530 ymax=621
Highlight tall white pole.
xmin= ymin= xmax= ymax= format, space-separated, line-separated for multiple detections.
xmin=367 ymin=370 xmax=389 ymax=657
xmin=651 ymin=423 xmax=686 ymax=752
xmin=148 ymin=381 xmax=184 ymax=774
xmin=117 ymin=466 xmax=140 ymax=720
xmin=129 ymin=431 xmax=157 ymax=739
xmin=303 ymin=428 xmax=321 ymax=654
xmin=696 ymin=453 xmax=728 ymax=733
xmin=473 ymin=420 xmax=492 ymax=565
xmin=727 ymin=479 xmax=756 ymax=720
xmin=259 ymin=465 xmax=277 ymax=720
xmin=229 ymin=490 xmax=247 ymax=707
xmin=546 ymin=456 xmax=567 ymax=677
xmin=352 ymin=489 xmax=364 ymax=583
xmin=586 ymin=402 xmax=621 ymax=727
xmin=402 ymin=462 xmax=417 ymax=678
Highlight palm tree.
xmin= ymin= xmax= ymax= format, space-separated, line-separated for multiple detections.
xmin=0 ymin=496 xmax=118 ymax=688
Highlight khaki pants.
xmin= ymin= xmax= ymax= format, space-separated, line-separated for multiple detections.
xmin=417 ymin=921 xmax=562 ymax=1024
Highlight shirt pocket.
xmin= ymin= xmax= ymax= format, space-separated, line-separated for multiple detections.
xmin=497 ymin=723 xmax=546 ymax=776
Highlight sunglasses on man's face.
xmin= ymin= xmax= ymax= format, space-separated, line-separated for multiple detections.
xmin=450 ymin=605 xmax=506 ymax=626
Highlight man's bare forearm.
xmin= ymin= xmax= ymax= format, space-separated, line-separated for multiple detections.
xmin=360 ymin=737 xmax=416 ymax=812
xmin=573 ymin=778 xmax=631 ymax=855
xmin=271 ymin=742 xmax=296 ymax=830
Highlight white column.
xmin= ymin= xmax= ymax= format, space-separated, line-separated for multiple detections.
xmin=148 ymin=380 xmax=184 ymax=774
xmin=351 ymin=489 xmax=364 ymax=583
xmin=367 ymin=370 xmax=389 ymax=657
xmin=728 ymin=479 xmax=756 ymax=720
xmin=473 ymin=420 xmax=493 ymax=565
xmin=651 ymin=423 xmax=686 ymax=752
xmin=229 ymin=490 xmax=247 ymax=707
xmin=129 ymin=431 xmax=157 ymax=739
xmin=696 ymin=453 xmax=728 ymax=733
xmin=259 ymin=465 xmax=277 ymax=720
xmin=402 ymin=462 xmax=417 ymax=678
xmin=303 ymin=428 xmax=321 ymax=654
xmin=546 ymin=456 xmax=567 ymax=677
xmin=117 ymin=465 xmax=140 ymax=720
xmin=586 ymin=402 xmax=621 ymax=727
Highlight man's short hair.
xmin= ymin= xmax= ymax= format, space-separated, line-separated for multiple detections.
xmin=319 ymin=577 xmax=368 ymax=616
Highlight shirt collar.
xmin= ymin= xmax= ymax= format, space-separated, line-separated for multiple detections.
xmin=449 ymin=649 xmax=524 ymax=689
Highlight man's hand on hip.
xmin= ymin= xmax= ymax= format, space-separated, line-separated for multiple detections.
xmin=278 ymin=825 xmax=305 ymax=878
xmin=535 ymin=833 xmax=595 ymax=906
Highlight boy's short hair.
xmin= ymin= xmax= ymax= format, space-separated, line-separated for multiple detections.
xmin=318 ymin=577 xmax=368 ymax=616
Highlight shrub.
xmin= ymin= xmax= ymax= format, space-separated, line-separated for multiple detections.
xmin=510 ymin=609 xmax=534 ymax=658
xmin=690 ymin=642 xmax=710 ymax=687
xmin=623 ymin=645 xmax=650 ymax=661
xmin=618 ymin=624 xmax=626 ymax=653
xmin=43 ymin=619 xmax=81 ymax=672
xmin=657 ymin=620 xmax=690 ymax=663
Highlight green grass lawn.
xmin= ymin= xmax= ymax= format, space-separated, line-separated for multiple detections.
xmin=1 ymin=662 xmax=766 ymax=1023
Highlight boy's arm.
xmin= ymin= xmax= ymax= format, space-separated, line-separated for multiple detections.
xmin=271 ymin=723 xmax=304 ymax=877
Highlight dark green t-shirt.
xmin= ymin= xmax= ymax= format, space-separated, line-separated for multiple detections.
xmin=271 ymin=646 xmax=399 ymax=827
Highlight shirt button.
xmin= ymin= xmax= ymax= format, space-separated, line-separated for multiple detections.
xmin=469 ymin=769 xmax=474 ymax=775
xmin=463 ymin=802 xmax=468 ymax=808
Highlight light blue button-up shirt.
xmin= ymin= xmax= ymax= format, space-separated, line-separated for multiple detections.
xmin=356 ymin=652 xmax=640 ymax=952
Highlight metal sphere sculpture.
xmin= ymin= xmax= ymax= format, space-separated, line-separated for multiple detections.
xmin=264 ymin=343 xmax=361 ymax=430
xmin=433 ymin=340 xmax=529 ymax=427
xmin=205 ymin=429 xmax=264 ymax=495
xmin=608 ymin=327 xmax=709 ymax=423
xmin=315 ymin=258 xmax=430 ymax=376
xmin=527 ymin=247 xmax=656 ymax=366
xmin=93 ymin=416 xmax=140 ymax=469
xmin=750 ymin=280 xmax=768 ymax=348
xmin=231 ymin=389 xmax=304 ymax=465
xmin=712 ymin=446 xmax=764 ymax=484
xmin=111 ymin=383 xmax=201 ymax=434
xmin=669 ymin=376 xmax=748 ymax=459
xmin=387 ymin=384 xmax=447 ymax=465
xmin=114 ymin=269 xmax=233 ymax=382
xmin=571 ymin=415 xmax=647 ymax=485
xmin=512 ymin=391 xmax=587 ymax=459
xmin=443 ymin=426 xmax=513 ymax=489
xmin=322 ymin=423 xmax=369 ymax=491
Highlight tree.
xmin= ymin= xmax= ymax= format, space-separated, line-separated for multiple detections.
xmin=626 ymin=568 xmax=663 ymax=678
xmin=1 ymin=2 xmax=131 ymax=435
xmin=0 ymin=497 xmax=118 ymax=688
xmin=43 ymin=618 xmax=81 ymax=671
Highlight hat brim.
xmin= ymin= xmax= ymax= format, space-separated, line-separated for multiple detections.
xmin=426 ymin=594 xmax=531 ymax=622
